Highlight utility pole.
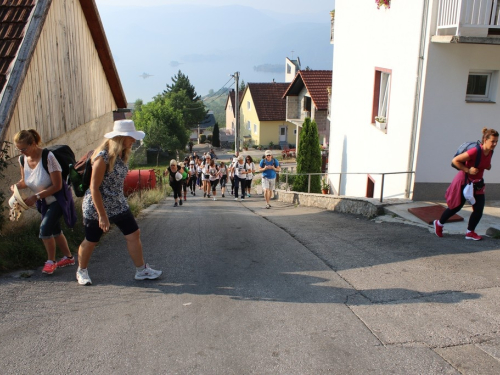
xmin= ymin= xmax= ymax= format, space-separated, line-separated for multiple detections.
xmin=233 ymin=72 xmax=240 ymax=156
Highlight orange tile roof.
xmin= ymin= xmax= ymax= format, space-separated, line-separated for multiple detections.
xmin=283 ymin=70 xmax=332 ymax=110
xmin=247 ymin=82 xmax=288 ymax=121
xmin=0 ymin=0 xmax=36 ymax=94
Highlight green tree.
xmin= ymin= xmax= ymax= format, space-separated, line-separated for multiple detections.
xmin=212 ymin=122 xmax=220 ymax=147
xmin=134 ymin=98 xmax=143 ymax=112
xmin=294 ymin=118 xmax=322 ymax=193
xmin=239 ymin=79 xmax=246 ymax=93
xmin=164 ymin=70 xmax=200 ymax=101
xmin=133 ymin=96 xmax=187 ymax=166
xmin=162 ymin=89 xmax=206 ymax=130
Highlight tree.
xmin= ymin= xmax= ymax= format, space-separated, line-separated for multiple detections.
xmin=164 ymin=70 xmax=200 ymax=102
xmin=133 ymin=96 xmax=187 ymax=166
xmin=293 ymin=118 xmax=322 ymax=193
xmin=134 ymin=98 xmax=143 ymax=112
xmin=161 ymin=89 xmax=206 ymax=130
xmin=239 ymin=79 xmax=246 ymax=93
xmin=212 ymin=122 xmax=220 ymax=147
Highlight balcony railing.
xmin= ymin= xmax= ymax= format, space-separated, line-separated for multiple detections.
xmin=437 ymin=0 xmax=500 ymax=36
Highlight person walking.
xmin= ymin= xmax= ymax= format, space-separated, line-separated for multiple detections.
xmin=11 ymin=129 xmax=76 ymax=275
xmin=232 ymin=155 xmax=248 ymax=201
xmin=258 ymin=150 xmax=280 ymax=209
xmin=208 ymin=158 xmax=220 ymax=201
xmin=245 ymin=155 xmax=255 ymax=198
xmin=76 ymin=120 xmax=162 ymax=285
xmin=229 ymin=157 xmax=235 ymax=196
xmin=166 ymin=159 xmax=183 ymax=207
xmin=219 ymin=161 xmax=228 ymax=198
xmin=188 ymin=160 xmax=197 ymax=195
xmin=202 ymin=154 xmax=212 ymax=198
xmin=434 ymin=128 xmax=498 ymax=240
xmin=179 ymin=161 xmax=188 ymax=201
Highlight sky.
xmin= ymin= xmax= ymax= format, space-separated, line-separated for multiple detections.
xmin=94 ymin=0 xmax=335 ymax=103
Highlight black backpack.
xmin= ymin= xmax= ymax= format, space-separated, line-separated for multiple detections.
xmin=20 ymin=145 xmax=76 ymax=182
xmin=68 ymin=150 xmax=94 ymax=197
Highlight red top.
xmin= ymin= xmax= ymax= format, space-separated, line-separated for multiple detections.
xmin=465 ymin=145 xmax=492 ymax=181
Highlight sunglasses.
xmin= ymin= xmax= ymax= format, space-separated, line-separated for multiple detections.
xmin=265 ymin=155 xmax=272 ymax=157
xmin=16 ymin=145 xmax=30 ymax=152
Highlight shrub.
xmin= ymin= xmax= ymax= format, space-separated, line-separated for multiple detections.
xmin=200 ymin=135 xmax=207 ymax=144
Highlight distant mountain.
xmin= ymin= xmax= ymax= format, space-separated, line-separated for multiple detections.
xmin=97 ymin=4 xmax=333 ymax=102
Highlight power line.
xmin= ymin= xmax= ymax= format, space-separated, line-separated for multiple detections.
xmin=203 ymin=82 xmax=235 ymax=106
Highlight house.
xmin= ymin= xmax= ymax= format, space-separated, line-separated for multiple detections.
xmin=191 ymin=111 xmax=216 ymax=142
xmin=0 ymin=0 xmax=127 ymax=203
xmin=239 ymin=82 xmax=294 ymax=149
xmin=328 ymin=0 xmax=500 ymax=200
xmin=283 ymin=70 xmax=332 ymax=147
xmin=285 ymin=56 xmax=301 ymax=83
xmin=224 ymin=89 xmax=242 ymax=135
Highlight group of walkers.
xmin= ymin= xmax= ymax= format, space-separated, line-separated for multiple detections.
xmin=165 ymin=149 xmax=280 ymax=208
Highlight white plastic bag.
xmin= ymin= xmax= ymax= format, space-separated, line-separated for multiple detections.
xmin=463 ymin=182 xmax=476 ymax=205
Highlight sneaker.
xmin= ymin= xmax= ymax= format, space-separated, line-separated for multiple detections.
xmin=204 ymin=193 xmax=206 ymax=198
xmin=465 ymin=231 xmax=482 ymax=241
xmin=207 ymin=194 xmax=211 ymax=198
xmin=433 ymin=220 xmax=443 ymax=238
xmin=135 ymin=263 xmax=162 ymax=280
xmin=266 ymin=204 xmax=270 ymax=209
xmin=76 ymin=267 xmax=92 ymax=285
xmin=241 ymin=198 xmax=245 ymax=201
xmin=173 ymin=202 xmax=178 ymax=207
xmin=179 ymin=199 xmax=183 ymax=206
xmin=235 ymin=197 xmax=238 ymax=201
xmin=213 ymin=197 xmax=217 ymax=201
xmin=248 ymin=194 xmax=251 ymax=198
xmin=56 ymin=256 xmax=75 ymax=268
xmin=193 ymin=192 xmax=196 ymax=196
xmin=222 ymin=194 xmax=225 ymax=198
xmin=42 ymin=261 xmax=57 ymax=274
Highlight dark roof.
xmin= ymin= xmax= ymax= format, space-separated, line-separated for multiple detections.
xmin=0 ymin=0 xmax=126 ymax=138
xmin=225 ymin=89 xmax=243 ymax=116
xmin=247 ymin=82 xmax=288 ymax=121
xmin=0 ymin=0 xmax=36 ymax=94
xmin=283 ymin=70 xmax=332 ymax=110
xmin=198 ymin=112 xmax=216 ymax=129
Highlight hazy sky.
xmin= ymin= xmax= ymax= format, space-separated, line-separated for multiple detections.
xmin=96 ymin=0 xmax=335 ymax=14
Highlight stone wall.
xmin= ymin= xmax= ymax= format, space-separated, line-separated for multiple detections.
xmin=274 ymin=190 xmax=385 ymax=218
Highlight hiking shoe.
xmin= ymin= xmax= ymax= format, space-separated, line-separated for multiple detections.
xmin=56 ymin=256 xmax=75 ymax=268
xmin=135 ymin=264 xmax=162 ymax=280
xmin=465 ymin=231 xmax=482 ymax=241
xmin=42 ymin=261 xmax=57 ymax=274
xmin=173 ymin=202 xmax=178 ymax=207
xmin=179 ymin=199 xmax=183 ymax=206
xmin=433 ymin=220 xmax=443 ymax=238
xmin=76 ymin=267 xmax=92 ymax=285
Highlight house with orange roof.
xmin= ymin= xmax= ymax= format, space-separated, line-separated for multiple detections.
xmin=283 ymin=70 xmax=332 ymax=147
xmin=224 ymin=89 xmax=242 ymax=136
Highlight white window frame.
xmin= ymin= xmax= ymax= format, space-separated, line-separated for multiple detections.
xmin=247 ymin=120 xmax=251 ymax=131
xmin=378 ymin=72 xmax=390 ymax=119
xmin=466 ymin=71 xmax=497 ymax=103
xmin=253 ymin=124 xmax=257 ymax=134
xmin=247 ymin=101 xmax=251 ymax=110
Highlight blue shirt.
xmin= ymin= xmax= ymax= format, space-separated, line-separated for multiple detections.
xmin=260 ymin=158 xmax=279 ymax=179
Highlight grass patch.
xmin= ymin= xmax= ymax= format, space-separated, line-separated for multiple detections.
xmin=127 ymin=184 xmax=172 ymax=216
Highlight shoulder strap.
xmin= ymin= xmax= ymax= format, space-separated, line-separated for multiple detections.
xmin=474 ymin=144 xmax=481 ymax=168
xmin=20 ymin=149 xmax=49 ymax=174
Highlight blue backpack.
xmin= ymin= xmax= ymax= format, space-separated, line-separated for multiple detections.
xmin=451 ymin=141 xmax=484 ymax=170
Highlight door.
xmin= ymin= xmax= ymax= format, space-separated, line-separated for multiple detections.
xmin=279 ymin=126 xmax=287 ymax=143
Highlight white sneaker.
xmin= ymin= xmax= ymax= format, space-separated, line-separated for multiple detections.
xmin=135 ymin=263 xmax=162 ymax=280
xmin=76 ymin=267 xmax=92 ymax=286
xmin=213 ymin=197 xmax=217 ymax=201
xmin=234 ymin=197 xmax=238 ymax=201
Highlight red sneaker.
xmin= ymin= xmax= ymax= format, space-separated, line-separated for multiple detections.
xmin=465 ymin=231 xmax=482 ymax=241
xmin=56 ymin=256 xmax=75 ymax=268
xmin=42 ymin=261 xmax=57 ymax=274
xmin=433 ymin=220 xmax=443 ymax=238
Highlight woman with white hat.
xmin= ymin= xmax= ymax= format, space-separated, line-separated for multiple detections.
xmin=76 ymin=120 xmax=162 ymax=285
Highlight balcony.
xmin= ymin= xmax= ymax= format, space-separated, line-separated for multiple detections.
xmin=434 ymin=0 xmax=500 ymax=43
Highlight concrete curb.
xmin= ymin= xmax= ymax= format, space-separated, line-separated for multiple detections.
xmin=274 ymin=190 xmax=386 ymax=218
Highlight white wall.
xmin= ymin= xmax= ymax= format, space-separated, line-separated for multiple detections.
xmin=329 ymin=0 xmax=424 ymax=198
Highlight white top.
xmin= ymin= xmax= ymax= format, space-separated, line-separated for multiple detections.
xmin=208 ymin=165 xmax=219 ymax=181
xmin=20 ymin=152 xmax=62 ymax=205
xmin=189 ymin=166 xmax=197 ymax=176
xmin=246 ymin=162 xmax=255 ymax=180
xmin=233 ymin=161 xmax=248 ymax=178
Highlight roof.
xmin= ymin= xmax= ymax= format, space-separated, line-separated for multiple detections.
xmin=246 ymin=82 xmax=288 ymax=121
xmin=283 ymin=70 xmax=332 ymax=110
xmin=197 ymin=112 xmax=216 ymax=129
xmin=225 ymin=89 xmax=244 ymax=116
xmin=0 ymin=0 xmax=126 ymax=136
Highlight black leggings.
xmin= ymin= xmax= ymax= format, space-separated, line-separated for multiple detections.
xmin=188 ymin=176 xmax=197 ymax=192
xmin=440 ymin=193 xmax=485 ymax=231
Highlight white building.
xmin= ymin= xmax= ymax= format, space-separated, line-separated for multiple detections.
xmin=329 ymin=0 xmax=500 ymax=201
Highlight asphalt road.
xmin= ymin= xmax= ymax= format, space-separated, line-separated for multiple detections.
xmin=2 ymin=191 xmax=500 ymax=374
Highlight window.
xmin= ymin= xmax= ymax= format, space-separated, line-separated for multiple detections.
xmin=247 ymin=101 xmax=251 ymax=110
xmin=303 ymin=96 xmax=311 ymax=112
xmin=287 ymin=64 xmax=292 ymax=74
xmin=294 ymin=129 xmax=297 ymax=135
xmin=254 ymin=124 xmax=257 ymax=134
xmin=247 ymin=121 xmax=251 ymax=130
xmin=280 ymin=128 xmax=286 ymax=136
xmin=372 ymin=68 xmax=392 ymax=126
xmin=466 ymin=71 xmax=497 ymax=102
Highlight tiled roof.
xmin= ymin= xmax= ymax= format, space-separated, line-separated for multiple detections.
xmin=198 ymin=112 xmax=216 ymax=129
xmin=226 ymin=89 xmax=243 ymax=116
xmin=0 ymin=0 xmax=36 ymax=95
xmin=247 ymin=82 xmax=288 ymax=121
xmin=283 ymin=70 xmax=332 ymax=110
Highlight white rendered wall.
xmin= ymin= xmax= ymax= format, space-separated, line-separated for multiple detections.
xmin=328 ymin=0 xmax=424 ymax=199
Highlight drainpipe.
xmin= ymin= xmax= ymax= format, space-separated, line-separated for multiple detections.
xmin=406 ymin=0 xmax=430 ymax=199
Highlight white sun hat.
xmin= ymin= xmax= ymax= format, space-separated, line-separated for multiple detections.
xmin=9 ymin=185 xmax=29 ymax=210
xmin=104 ymin=120 xmax=145 ymax=140
xmin=175 ymin=171 xmax=183 ymax=181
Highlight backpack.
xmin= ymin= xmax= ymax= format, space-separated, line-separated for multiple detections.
xmin=68 ymin=150 xmax=94 ymax=197
xmin=451 ymin=141 xmax=492 ymax=170
xmin=20 ymin=145 xmax=76 ymax=182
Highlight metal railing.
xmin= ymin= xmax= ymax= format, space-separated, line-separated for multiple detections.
xmin=276 ymin=171 xmax=415 ymax=203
